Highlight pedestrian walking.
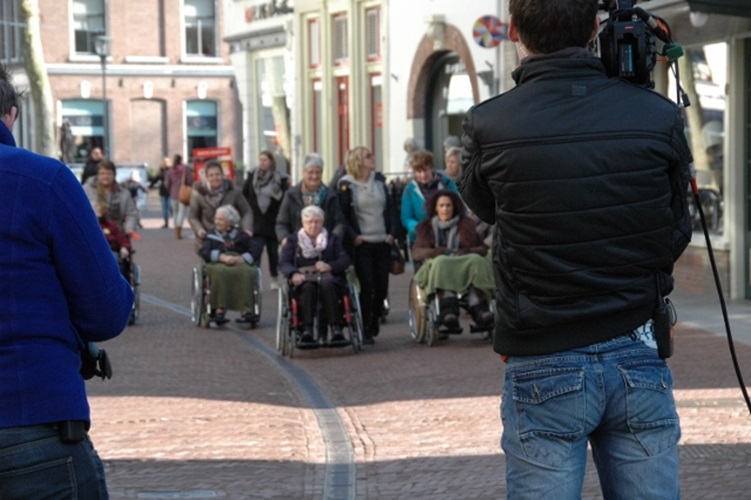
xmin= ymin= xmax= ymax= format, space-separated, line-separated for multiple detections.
xmin=164 ymin=154 xmax=192 ymax=239
xmin=337 ymin=146 xmax=396 ymax=344
xmin=242 ymin=150 xmax=288 ymax=289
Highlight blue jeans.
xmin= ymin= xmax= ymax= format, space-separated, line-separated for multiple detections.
xmin=0 ymin=424 xmax=109 ymax=499
xmin=160 ymin=194 xmax=171 ymax=224
xmin=501 ymin=331 xmax=680 ymax=499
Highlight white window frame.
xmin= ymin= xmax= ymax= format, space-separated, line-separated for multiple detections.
xmin=70 ymin=0 xmax=106 ymax=56
xmin=183 ymin=0 xmax=219 ymax=60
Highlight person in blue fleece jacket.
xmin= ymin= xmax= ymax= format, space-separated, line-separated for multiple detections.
xmin=0 ymin=64 xmax=134 ymax=499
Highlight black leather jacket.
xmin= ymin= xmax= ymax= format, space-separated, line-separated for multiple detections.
xmin=460 ymin=50 xmax=693 ymax=356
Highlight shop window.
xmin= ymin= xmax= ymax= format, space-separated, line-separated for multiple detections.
xmin=365 ymin=7 xmax=380 ymax=62
xmin=61 ymin=99 xmax=105 ymax=161
xmin=0 ymin=0 xmax=23 ymax=63
xmin=308 ymin=18 xmax=320 ymax=68
xmin=184 ymin=0 xmax=216 ymax=57
xmin=72 ymin=0 xmax=105 ymax=55
xmin=186 ymin=100 xmax=218 ymax=160
xmin=333 ymin=13 xmax=348 ymax=65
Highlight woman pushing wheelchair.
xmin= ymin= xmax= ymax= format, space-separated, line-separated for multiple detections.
xmin=279 ymin=205 xmax=351 ymax=347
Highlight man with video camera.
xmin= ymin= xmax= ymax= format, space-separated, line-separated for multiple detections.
xmin=460 ymin=0 xmax=692 ymax=497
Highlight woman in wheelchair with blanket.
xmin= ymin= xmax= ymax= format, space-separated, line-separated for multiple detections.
xmin=412 ymin=190 xmax=495 ymax=332
xmin=199 ymin=204 xmax=259 ymax=325
xmin=279 ymin=205 xmax=351 ymax=347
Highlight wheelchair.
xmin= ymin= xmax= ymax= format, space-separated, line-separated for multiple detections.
xmin=275 ymin=267 xmax=364 ymax=357
xmin=191 ymin=262 xmax=262 ymax=328
xmin=408 ymin=277 xmax=494 ymax=346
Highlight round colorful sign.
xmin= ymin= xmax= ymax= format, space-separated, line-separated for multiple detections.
xmin=473 ymin=15 xmax=507 ymax=48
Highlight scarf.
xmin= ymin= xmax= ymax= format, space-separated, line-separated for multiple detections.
xmin=96 ymin=181 xmax=123 ymax=227
xmin=253 ymin=168 xmax=284 ymax=213
xmin=205 ymin=181 xmax=225 ymax=209
xmin=413 ymin=172 xmax=444 ymax=201
xmin=431 ymin=215 xmax=460 ymax=251
xmin=301 ymin=184 xmax=326 ymax=207
xmin=297 ymin=227 xmax=329 ymax=259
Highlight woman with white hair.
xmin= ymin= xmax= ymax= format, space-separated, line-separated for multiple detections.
xmin=279 ymin=205 xmax=351 ymax=347
xmin=199 ymin=204 xmax=259 ymax=325
xmin=275 ymin=152 xmax=345 ymax=246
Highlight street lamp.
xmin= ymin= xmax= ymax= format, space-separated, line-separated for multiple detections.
xmin=93 ymin=35 xmax=111 ymax=154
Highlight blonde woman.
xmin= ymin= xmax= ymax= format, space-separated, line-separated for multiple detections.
xmin=337 ymin=146 xmax=396 ymax=344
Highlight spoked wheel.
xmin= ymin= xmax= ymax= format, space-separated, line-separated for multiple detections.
xmin=426 ymin=296 xmax=440 ymax=347
xmin=191 ymin=267 xmax=204 ymax=326
xmin=128 ymin=264 xmax=141 ymax=325
xmin=276 ymin=285 xmax=288 ymax=355
xmin=408 ymin=279 xmax=426 ymax=343
xmin=345 ymin=283 xmax=363 ymax=353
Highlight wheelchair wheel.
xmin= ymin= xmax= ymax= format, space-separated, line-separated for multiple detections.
xmin=128 ymin=264 xmax=141 ymax=325
xmin=250 ymin=268 xmax=262 ymax=328
xmin=276 ymin=283 xmax=289 ymax=355
xmin=425 ymin=295 xmax=440 ymax=347
xmin=191 ymin=266 xmax=210 ymax=328
xmin=345 ymin=281 xmax=364 ymax=353
xmin=408 ymin=278 xmax=427 ymax=343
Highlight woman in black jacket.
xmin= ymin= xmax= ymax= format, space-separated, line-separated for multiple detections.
xmin=337 ymin=146 xmax=396 ymax=343
xmin=242 ymin=150 xmax=288 ymax=289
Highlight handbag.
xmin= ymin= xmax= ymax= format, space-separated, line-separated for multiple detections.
xmin=178 ymin=169 xmax=192 ymax=205
xmin=389 ymin=243 xmax=405 ymax=275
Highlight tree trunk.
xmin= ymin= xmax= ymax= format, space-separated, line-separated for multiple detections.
xmin=19 ymin=0 xmax=56 ymax=158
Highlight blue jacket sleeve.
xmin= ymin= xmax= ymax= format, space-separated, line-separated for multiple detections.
xmin=52 ymin=167 xmax=134 ymax=341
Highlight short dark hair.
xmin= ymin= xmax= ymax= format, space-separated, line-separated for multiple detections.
xmin=259 ymin=150 xmax=276 ymax=169
xmin=97 ymin=160 xmax=117 ymax=174
xmin=409 ymin=150 xmax=435 ymax=172
xmin=0 ymin=63 xmax=22 ymax=117
xmin=509 ymin=0 xmax=598 ymax=54
xmin=204 ymin=159 xmax=223 ymax=175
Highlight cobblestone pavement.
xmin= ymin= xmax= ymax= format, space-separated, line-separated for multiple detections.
xmin=86 ymin=196 xmax=751 ymax=499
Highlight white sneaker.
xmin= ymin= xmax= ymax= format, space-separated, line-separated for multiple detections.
xmin=270 ymin=278 xmax=279 ymax=290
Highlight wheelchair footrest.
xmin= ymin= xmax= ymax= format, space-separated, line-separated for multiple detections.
xmin=439 ymin=325 xmax=464 ymax=335
xmin=469 ymin=323 xmax=493 ymax=334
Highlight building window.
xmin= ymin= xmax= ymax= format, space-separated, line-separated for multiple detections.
xmin=72 ymin=0 xmax=105 ymax=55
xmin=368 ymin=74 xmax=383 ymax=170
xmin=61 ymin=99 xmax=105 ymax=161
xmin=332 ymin=13 xmax=348 ymax=65
xmin=336 ymin=76 xmax=349 ymax=166
xmin=365 ymin=7 xmax=380 ymax=62
xmin=311 ymin=79 xmax=322 ymax=154
xmin=0 ymin=0 xmax=23 ymax=63
xmin=184 ymin=0 xmax=216 ymax=57
xmin=256 ymin=54 xmax=291 ymax=165
xmin=308 ymin=18 xmax=320 ymax=68
xmin=186 ymin=100 xmax=218 ymax=160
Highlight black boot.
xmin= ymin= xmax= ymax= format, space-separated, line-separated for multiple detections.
xmin=439 ymin=297 xmax=460 ymax=328
xmin=470 ymin=303 xmax=494 ymax=328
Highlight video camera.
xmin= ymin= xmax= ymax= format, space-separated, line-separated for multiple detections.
xmin=597 ymin=0 xmax=685 ymax=90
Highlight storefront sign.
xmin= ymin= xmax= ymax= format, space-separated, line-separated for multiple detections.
xmin=245 ymin=0 xmax=293 ymax=24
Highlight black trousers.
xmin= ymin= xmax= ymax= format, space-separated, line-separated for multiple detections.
xmin=294 ymin=276 xmax=343 ymax=327
xmin=353 ymin=241 xmax=390 ymax=330
xmin=257 ymin=235 xmax=280 ymax=277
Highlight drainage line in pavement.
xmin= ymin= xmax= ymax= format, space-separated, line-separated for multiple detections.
xmin=235 ymin=331 xmax=356 ymax=500
xmin=140 ymin=294 xmax=357 ymax=499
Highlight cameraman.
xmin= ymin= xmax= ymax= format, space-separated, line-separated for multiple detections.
xmin=460 ymin=1 xmax=692 ymax=498
xmin=0 ymin=64 xmax=134 ymax=498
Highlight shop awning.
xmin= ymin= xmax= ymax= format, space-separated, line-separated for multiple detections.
xmin=687 ymin=0 xmax=751 ymax=17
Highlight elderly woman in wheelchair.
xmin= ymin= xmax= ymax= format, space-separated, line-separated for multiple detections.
xmin=199 ymin=204 xmax=259 ymax=325
xmin=279 ymin=205 xmax=351 ymax=347
xmin=412 ymin=189 xmax=495 ymax=335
